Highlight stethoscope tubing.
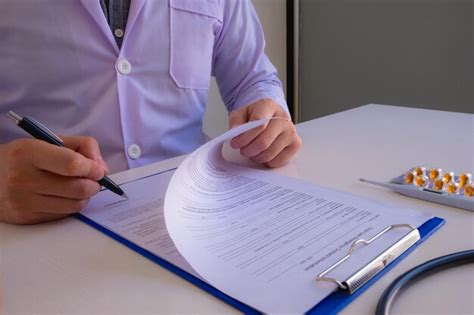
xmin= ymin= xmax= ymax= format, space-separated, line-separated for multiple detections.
xmin=376 ymin=249 xmax=474 ymax=315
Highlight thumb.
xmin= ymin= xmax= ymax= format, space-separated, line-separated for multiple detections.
xmin=228 ymin=106 xmax=249 ymax=129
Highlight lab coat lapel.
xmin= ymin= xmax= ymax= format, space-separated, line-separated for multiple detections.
xmin=125 ymin=0 xmax=145 ymax=39
xmin=80 ymin=0 xmax=120 ymax=54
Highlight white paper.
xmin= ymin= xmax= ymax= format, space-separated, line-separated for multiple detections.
xmin=80 ymin=119 xmax=431 ymax=313
xmin=164 ymin=119 xmax=431 ymax=313
xmin=81 ymin=170 xmax=200 ymax=278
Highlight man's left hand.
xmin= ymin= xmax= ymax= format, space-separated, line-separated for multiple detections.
xmin=228 ymin=99 xmax=302 ymax=168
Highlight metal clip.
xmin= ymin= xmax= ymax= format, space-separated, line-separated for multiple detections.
xmin=316 ymin=224 xmax=420 ymax=294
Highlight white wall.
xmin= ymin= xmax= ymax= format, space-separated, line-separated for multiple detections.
xmin=203 ymin=0 xmax=287 ymax=138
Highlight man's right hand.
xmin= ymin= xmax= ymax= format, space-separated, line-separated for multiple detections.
xmin=0 ymin=136 xmax=109 ymax=225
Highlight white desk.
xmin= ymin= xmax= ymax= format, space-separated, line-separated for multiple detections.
xmin=1 ymin=104 xmax=473 ymax=314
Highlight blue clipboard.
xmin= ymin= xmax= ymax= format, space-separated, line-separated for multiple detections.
xmin=76 ymin=214 xmax=444 ymax=314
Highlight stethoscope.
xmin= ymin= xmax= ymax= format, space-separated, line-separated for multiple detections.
xmin=376 ymin=249 xmax=474 ymax=315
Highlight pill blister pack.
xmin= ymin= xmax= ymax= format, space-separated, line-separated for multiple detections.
xmin=360 ymin=167 xmax=474 ymax=212
xmin=396 ymin=167 xmax=473 ymax=198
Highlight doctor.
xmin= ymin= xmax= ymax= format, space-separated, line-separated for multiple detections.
xmin=0 ymin=0 xmax=301 ymax=224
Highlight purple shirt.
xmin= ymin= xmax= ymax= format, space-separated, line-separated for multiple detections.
xmin=0 ymin=0 xmax=287 ymax=173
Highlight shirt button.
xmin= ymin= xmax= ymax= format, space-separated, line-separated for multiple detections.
xmin=127 ymin=144 xmax=141 ymax=160
xmin=116 ymin=59 xmax=132 ymax=75
xmin=114 ymin=28 xmax=124 ymax=38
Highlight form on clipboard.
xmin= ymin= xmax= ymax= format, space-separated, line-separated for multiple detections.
xmin=79 ymin=119 xmax=444 ymax=314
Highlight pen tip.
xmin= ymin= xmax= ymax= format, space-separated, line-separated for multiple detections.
xmin=122 ymin=193 xmax=129 ymax=200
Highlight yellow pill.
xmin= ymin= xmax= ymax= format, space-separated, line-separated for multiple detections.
xmin=464 ymin=185 xmax=474 ymax=197
xmin=414 ymin=167 xmax=424 ymax=176
xmin=446 ymin=183 xmax=458 ymax=194
xmin=428 ymin=168 xmax=440 ymax=180
xmin=404 ymin=172 xmax=415 ymax=184
xmin=458 ymin=173 xmax=471 ymax=188
xmin=443 ymin=172 xmax=453 ymax=183
xmin=415 ymin=175 xmax=427 ymax=187
xmin=433 ymin=179 xmax=444 ymax=190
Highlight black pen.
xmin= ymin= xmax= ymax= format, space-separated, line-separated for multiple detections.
xmin=6 ymin=111 xmax=128 ymax=199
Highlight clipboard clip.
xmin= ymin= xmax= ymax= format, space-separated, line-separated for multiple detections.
xmin=316 ymin=224 xmax=421 ymax=294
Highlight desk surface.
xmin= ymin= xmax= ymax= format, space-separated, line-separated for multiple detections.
xmin=1 ymin=104 xmax=473 ymax=314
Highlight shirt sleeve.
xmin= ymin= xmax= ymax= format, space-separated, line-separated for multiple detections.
xmin=212 ymin=0 xmax=289 ymax=114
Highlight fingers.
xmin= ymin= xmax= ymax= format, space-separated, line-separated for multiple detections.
xmin=20 ymin=140 xmax=105 ymax=180
xmin=2 ymin=192 xmax=89 ymax=225
xmin=63 ymin=136 xmax=110 ymax=174
xmin=5 ymin=166 xmax=101 ymax=200
xmin=239 ymin=119 xmax=286 ymax=158
xmin=243 ymin=120 xmax=301 ymax=167
xmin=230 ymin=124 xmax=267 ymax=149
xmin=249 ymin=131 xmax=291 ymax=163
xmin=0 ymin=137 xmax=105 ymax=225
xmin=29 ymin=194 xmax=90 ymax=214
xmin=227 ymin=99 xmax=301 ymax=168
xmin=229 ymin=105 xmax=267 ymax=150
xmin=33 ymin=170 xmax=102 ymax=200
xmin=264 ymin=137 xmax=302 ymax=168
xmin=229 ymin=99 xmax=289 ymax=150
xmin=3 ymin=168 xmax=97 ymax=211
xmin=229 ymin=108 xmax=272 ymax=149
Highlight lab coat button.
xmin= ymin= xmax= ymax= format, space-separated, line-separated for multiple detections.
xmin=116 ymin=59 xmax=132 ymax=75
xmin=128 ymin=144 xmax=141 ymax=159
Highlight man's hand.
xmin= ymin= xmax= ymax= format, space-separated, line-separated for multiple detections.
xmin=0 ymin=136 xmax=109 ymax=225
xmin=228 ymin=99 xmax=302 ymax=168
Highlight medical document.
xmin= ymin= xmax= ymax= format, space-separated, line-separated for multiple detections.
xmin=81 ymin=120 xmax=431 ymax=313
